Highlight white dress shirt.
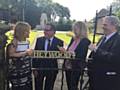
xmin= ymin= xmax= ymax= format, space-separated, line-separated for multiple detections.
xmin=44 ymin=37 xmax=54 ymax=51
xmin=104 ymin=32 xmax=117 ymax=42
xmin=95 ymin=32 xmax=117 ymax=51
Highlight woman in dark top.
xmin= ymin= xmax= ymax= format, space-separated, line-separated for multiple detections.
xmin=60 ymin=21 xmax=90 ymax=90
xmin=7 ymin=22 xmax=33 ymax=90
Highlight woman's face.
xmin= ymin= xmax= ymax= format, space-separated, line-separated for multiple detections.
xmin=73 ymin=25 xmax=81 ymax=37
xmin=24 ymin=30 xmax=30 ymax=39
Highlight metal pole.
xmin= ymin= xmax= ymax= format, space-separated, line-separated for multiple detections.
xmin=31 ymin=60 xmax=35 ymax=90
xmin=22 ymin=0 xmax=26 ymax=21
xmin=22 ymin=8 xmax=25 ymax=21
xmin=109 ymin=5 xmax=112 ymax=16
xmin=61 ymin=68 xmax=64 ymax=90
xmin=93 ymin=11 xmax=98 ymax=43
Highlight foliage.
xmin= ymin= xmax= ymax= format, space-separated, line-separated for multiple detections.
xmin=111 ymin=0 xmax=120 ymax=18
xmin=54 ymin=19 xmax=73 ymax=31
xmin=0 ymin=0 xmax=71 ymax=28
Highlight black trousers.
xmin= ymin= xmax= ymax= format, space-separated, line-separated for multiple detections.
xmin=89 ymin=71 xmax=120 ymax=90
xmin=65 ymin=70 xmax=81 ymax=90
xmin=35 ymin=70 xmax=57 ymax=90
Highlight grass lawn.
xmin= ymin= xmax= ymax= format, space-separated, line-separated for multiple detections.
xmin=6 ymin=30 xmax=101 ymax=47
xmin=6 ymin=30 xmax=39 ymax=46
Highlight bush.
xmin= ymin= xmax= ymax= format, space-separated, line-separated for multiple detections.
xmin=55 ymin=23 xmax=72 ymax=31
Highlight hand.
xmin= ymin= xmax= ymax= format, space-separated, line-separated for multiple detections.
xmin=68 ymin=51 xmax=75 ymax=54
xmin=89 ymin=43 xmax=97 ymax=51
xmin=58 ymin=46 xmax=66 ymax=53
xmin=26 ymin=49 xmax=33 ymax=56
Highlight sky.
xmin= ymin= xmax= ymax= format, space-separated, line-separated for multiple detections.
xmin=53 ymin=0 xmax=114 ymax=21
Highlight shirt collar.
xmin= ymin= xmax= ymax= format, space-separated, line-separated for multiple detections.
xmin=105 ymin=32 xmax=117 ymax=41
xmin=46 ymin=37 xmax=54 ymax=42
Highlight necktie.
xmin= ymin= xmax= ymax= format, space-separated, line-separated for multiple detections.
xmin=98 ymin=36 xmax=106 ymax=48
xmin=47 ymin=39 xmax=51 ymax=50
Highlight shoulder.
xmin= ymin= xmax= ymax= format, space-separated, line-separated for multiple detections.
xmin=110 ymin=32 xmax=120 ymax=42
xmin=54 ymin=37 xmax=63 ymax=43
xmin=114 ymin=33 xmax=120 ymax=43
xmin=115 ymin=33 xmax=120 ymax=39
xmin=10 ymin=39 xmax=18 ymax=47
xmin=81 ymin=38 xmax=91 ymax=45
xmin=7 ymin=39 xmax=18 ymax=50
xmin=26 ymin=39 xmax=30 ymax=44
xmin=36 ymin=36 xmax=45 ymax=42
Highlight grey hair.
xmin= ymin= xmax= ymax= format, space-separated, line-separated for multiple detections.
xmin=104 ymin=16 xmax=120 ymax=29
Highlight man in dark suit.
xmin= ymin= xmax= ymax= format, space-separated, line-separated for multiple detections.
xmin=33 ymin=23 xmax=63 ymax=90
xmin=88 ymin=16 xmax=120 ymax=90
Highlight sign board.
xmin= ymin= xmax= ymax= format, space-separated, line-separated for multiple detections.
xmin=32 ymin=50 xmax=75 ymax=59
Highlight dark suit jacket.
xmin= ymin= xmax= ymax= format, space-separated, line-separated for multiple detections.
xmin=67 ymin=37 xmax=91 ymax=69
xmin=89 ymin=32 xmax=120 ymax=75
xmin=33 ymin=36 xmax=63 ymax=69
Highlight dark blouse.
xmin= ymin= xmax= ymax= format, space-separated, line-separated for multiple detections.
xmin=7 ymin=41 xmax=32 ymax=87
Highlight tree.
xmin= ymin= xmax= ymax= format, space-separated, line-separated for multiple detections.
xmin=111 ymin=0 xmax=120 ymax=18
xmin=52 ymin=3 xmax=70 ymax=19
xmin=0 ymin=0 xmax=71 ymax=28
xmin=34 ymin=0 xmax=70 ymax=21
xmin=107 ymin=0 xmax=120 ymax=32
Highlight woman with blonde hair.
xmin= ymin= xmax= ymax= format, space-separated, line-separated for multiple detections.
xmin=7 ymin=22 xmax=33 ymax=90
xmin=59 ymin=21 xmax=90 ymax=90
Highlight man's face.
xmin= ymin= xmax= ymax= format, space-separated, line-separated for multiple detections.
xmin=44 ymin=25 xmax=55 ymax=38
xmin=102 ymin=18 xmax=115 ymax=35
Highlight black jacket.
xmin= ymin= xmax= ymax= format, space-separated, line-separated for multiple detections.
xmin=89 ymin=32 xmax=120 ymax=74
xmin=67 ymin=38 xmax=90 ymax=69
xmin=33 ymin=36 xmax=63 ymax=68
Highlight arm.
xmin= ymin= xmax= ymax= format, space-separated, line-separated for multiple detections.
xmin=8 ymin=44 xmax=27 ymax=58
xmin=34 ymin=38 xmax=39 ymax=50
xmin=8 ymin=39 xmax=28 ymax=58
xmin=57 ymin=40 xmax=64 ymax=52
xmin=32 ymin=38 xmax=40 ymax=68
xmin=77 ymin=39 xmax=91 ymax=60
xmin=59 ymin=40 xmax=64 ymax=47
xmin=95 ymin=39 xmax=120 ymax=62
xmin=8 ymin=39 xmax=33 ymax=58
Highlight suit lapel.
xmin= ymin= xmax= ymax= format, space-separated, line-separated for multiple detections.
xmin=105 ymin=33 xmax=117 ymax=44
xmin=89 ymin=33 xmax=118 ymax=58
xmin=75 ymin=38 xmax=82 ymax=52
xmin=67 ymin=38 xmax=74 ymax=50
xmin=42 ymin=37 xmax=46 ymax=50
xmin=96 ymin=33 xmax=118 ymax=47
xmin=98 ymin=33 xmax=117 ymax=50
xmin=99 ymin=33 xmax=118 ymax=49
xmin=49 ymin=37 xmax=56 ymax=50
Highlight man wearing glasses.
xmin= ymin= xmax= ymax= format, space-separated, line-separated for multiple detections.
xmin=33 ymin=23 xmax=63 ymax=90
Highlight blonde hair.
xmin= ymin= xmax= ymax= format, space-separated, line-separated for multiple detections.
xmin=14 ymin=22 xmax=31 ymax=41
xmin=72 ymin=21 xmax=88 ymax=38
